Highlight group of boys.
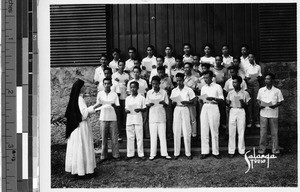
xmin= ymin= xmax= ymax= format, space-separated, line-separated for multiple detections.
xmin=92 ymin=43 xmax=284 ymax=162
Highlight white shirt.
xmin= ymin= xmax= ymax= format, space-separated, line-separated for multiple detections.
xmin=200 ymin=56 xmax=215 ymax=66
xmin=149 ymin=68 xmax=169 ymax=82
xmin=125 ymin=94 xmax=146 ymax=125
xmin=197 ymin=76 xmax=216 ymax=91
xmin=97 ymin=79 xmax=119 ymax=93
xmin=257 ymin=86 xmax=284 ymax=118
xmin=96 ymin=91 xmax=120 ymax=121
xmin=226 ymin=90 xmax=250 ymax=108
xmin=164 ymin=57 xmax=176 ymax=73
xmin=142 ymin=56 xmax=157 ymax=72
xmin=201 ymin=82 xmax=224 ymax=102
xmin=222 ymin=55 xmax=233 ymax=68
xmin=224 ymin=77 xmax=248 ymax=92
xmin=146 ymin=89 xmax=169 ymax=123
xmin=183 ymin=54 xmax=193 ymax=64
xmin=127 ymin=78 xmax=148 ymax=95
xmin=94 ymin=66 xmax=105 ymax=83
xmin=170 ymin=86 xmax=196 ymax=106
xmin=125 ymin=59 xmax=135 ymax=71
xmin=184 ymin=75 xmax=199 ymax=90
xmin=112 ymin=71 xmax=130 ymax=100
xmin=109 ymin=60 xmax=119 ymax=73
xmin=245 ymin=63 xmax=262 ymax=78
xmin=240 ymin=56 xmax=251 ymax=75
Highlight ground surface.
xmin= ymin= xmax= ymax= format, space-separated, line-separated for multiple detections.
xmin=51 ymin=137 xmax=298 ymax=188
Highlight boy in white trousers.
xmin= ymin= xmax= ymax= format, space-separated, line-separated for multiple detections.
xmin=125 ymin=81 xmax=147 ymax=160
xmin=170 ymin=73 xmax=196 ymax=160
xmin=226 ymin=76 xmax=250 ymax=157
xmin=146 ymin=76 xmax=171 ymax=160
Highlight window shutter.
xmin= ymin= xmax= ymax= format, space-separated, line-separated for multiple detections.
xmin=50 ymin=4 xmax=107 ymax=67
xmin=259 ymin=4 xmax=296 ymax=62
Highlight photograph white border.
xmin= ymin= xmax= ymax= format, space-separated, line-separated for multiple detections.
xmin=39 ymin=0 xmax=299 ymax=191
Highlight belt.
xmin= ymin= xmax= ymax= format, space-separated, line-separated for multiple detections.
xmin=204 ymin=102 xmax=217 ymax=105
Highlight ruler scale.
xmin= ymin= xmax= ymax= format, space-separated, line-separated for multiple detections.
xmin=2 ymin=0 xmax=38 ymax=191
xmin=2 ymin=0 xmax=18 ymax=191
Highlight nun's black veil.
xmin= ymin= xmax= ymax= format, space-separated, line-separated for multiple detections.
xmin=65 ymin=79 xmax=84 ymax=139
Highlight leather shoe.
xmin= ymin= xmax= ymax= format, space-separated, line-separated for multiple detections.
xmin=173 ymin=155 xmax=179 ymax=160
xmin=139 ymin=156 xmax=146 ymax=161
xmin=201 ymin=154 xmax=208 ymax=159
xmin=213 ymin=155 xmax=221 ymax=159
xmin=124 ymin=156 xmax=134 ymax=161
xmin=113 ymin=157 xmax=121 ymax=161
xmin=165 ymin=155 xmax=172 ymax=160
xmin=149 ymin=156 xmax=155 ymax=160
xmin=186 ymin=155 xmax=192 ymax=160
xmin=228 ymin=154 xmax=234 ymax=158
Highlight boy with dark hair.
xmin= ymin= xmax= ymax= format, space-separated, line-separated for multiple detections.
xmin=257 ymin=73 xmax=284 ymax=155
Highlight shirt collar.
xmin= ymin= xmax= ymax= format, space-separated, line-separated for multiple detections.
xmin=264 ymin=86 xmax=274 ymax=91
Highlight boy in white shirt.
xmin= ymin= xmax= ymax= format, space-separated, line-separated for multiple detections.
xmin=199 ymin=70 xmax=224 ymax=159
xmin=142 ymin=45 xmax=157 ymax=74
xmin=125 ymin=46 xmax=136 ymax=72
xmin=109 ymin=48 xmax=120 ymax=73
xmin=97 ymin=67 xmax=119 ymax=93
xmin=226 ymin=76 xmax=250 ymax=157
xmin=146 ymin=76 xmax=171 ymax=160
xmin=182 ymin=43 xmax=193 ymax=64
xmin=257 ymin=73 xmax=284 ymax=155
xmin=127 ymin=66 xmax=148 ymax=96
xmin=221 ymin=44 xmax=233 ymax=69
xmin=149 ymin=55 xmax=169 ymax=83
xmin=163 ymin=44 xmax=176 ymax=75
xmin=95 ymin=78 xmax=120 ymax=161
xmin=94 ymin=54 xmax=109 ymax=90
xmin=200 ymin=44 xmax=215 ymax=68
xmin=125 ymin=81 xmax=147 ymax=160
xmin=170 ymin=73 xmax=196 ymax=160
xmin=112 ymin=60 xmax=130 ymax=138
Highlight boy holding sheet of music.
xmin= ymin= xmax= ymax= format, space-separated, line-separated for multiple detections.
xmin=226 ymin=76 xmax=250 ymax=158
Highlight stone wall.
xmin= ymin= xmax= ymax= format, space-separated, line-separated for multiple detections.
xmin=51 ymin=62 xmax=297 ymax=145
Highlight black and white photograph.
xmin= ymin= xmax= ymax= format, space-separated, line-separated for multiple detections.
xmin=40 ymin=0 xmax=298 ymax=190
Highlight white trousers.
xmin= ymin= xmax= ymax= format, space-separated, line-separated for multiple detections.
xmin=201 ymin=104 xmax=220 ymax=155
xmin=228 ymin=108 xmax=246 ymax=154
xmin=173 ymin=106 xmax=191 ymax=156
xmin=149 ymin=122 xmax=169 ymax=157
xmin=126 ymin=124 xmax=144 ymax=157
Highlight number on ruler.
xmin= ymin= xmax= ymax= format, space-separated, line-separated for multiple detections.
xmin=6 ymin=89 xmax=14 ymax=94
xmin=11 ymin=150 xmax=16 ymax=161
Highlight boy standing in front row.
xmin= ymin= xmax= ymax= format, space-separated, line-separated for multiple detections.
xmin=257 ymin=73 xmax=284 ymax=155
xmin=226 ymin=76 xmax=250 ymax=158
xmin=170 ymin=73 xmax=196 ymax=160
xmin=125 ymin=81 xmax=147 ymax=160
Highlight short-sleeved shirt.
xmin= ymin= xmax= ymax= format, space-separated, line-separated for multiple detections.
xmin=201 ymin=82 xmax=224 ymax=104
xmin=142 ymin=56 xmax=157 ymax=72
xmin=146 ymin=89 xmax=169 ymax=123
xmin=222 ymin=55 xmax=233 ymax=68
xmin=109 ymin=59 xmax=119 ymax=73
xmin=226 ymin=90 xmax=251 ymax=108
xmin=223 ymin=77 xmax=248 ymax=92
xmin=200 ymin=56 xmax=216 ymax=67
xmin=125 ymin=94 xmax=146 ymax=125
xmin=96 ymin=91 xmax=120 ymax=121
xmin=149 ymin=68 xmax=169 ymax=82
xmin=245 ymin=63 xmax=262 ymax=80
xmin=160 ymin=76 xmax=174 ymax=91
xmin=112 ymin=71 xmax=130 ymax=100
xmin=184 ymin=75 xmax=199 ymax=91
xmin=197 ymin=76 xmax=216 ymax=91
xmin=97 ymin=79 xmax=119 ymax=93
xmin=183 ymin=54 xmax=193 ymax=64
xmin=125 ymin=59 xmax=135 ymax=71
xmin=127 ymin=78 xmax=148 ymax=95
xmin=212 ymin=67 xmax=227 ymax=84
xmin=240 ymin=56 xmax=251 ymax=76
xmin=164 ymin=57 xmax=176 ymax=73
xmin=94 ymin=66 xmax=105 ymax=83
xmin=170 ymin=86 xmax=196 ymax=106
xmin=257 ymin=86 xmax=284 ymax=118
xmin=170 ymin=68 xmax=185 ymax=82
